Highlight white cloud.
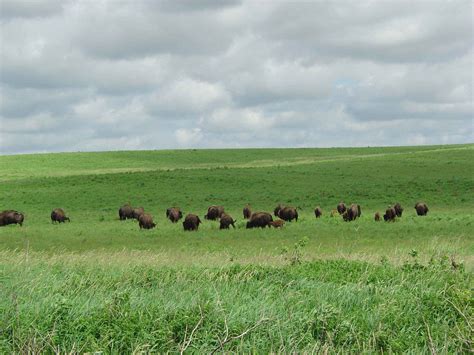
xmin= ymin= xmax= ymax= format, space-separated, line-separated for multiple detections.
xmin=175 ymin=128 xmax=203 ymax=146
xmin=0 ymin=0 xmax=472 ymax=154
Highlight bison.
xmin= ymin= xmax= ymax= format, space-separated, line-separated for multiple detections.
xmin=269 ymin=220 xmax=285 ymax=228
xmin=337 ymin=202 xmax=346 ymax=215
xmin=374 ymin=212 xmax=381 ymax=221
xmin=183 ymin=214 xmax=202 ymax=231
xmin=243 ymin=204 xmax=252 ymax=219
xmin=132 ymin=207 xmax=145 ymax=220
xmin=119 ymin=204 xmax=134 ymax=220
xmin=383 ymin=207 xmax=397 ymax=222
xmin=51 ymin=208 xmax=70 ymax=223
xmin=0 ymin=210 xmax=24 ymax=227
xmin=274 ymin=204 xmax=284 ymax=217
xmin=278 ymin=206 xmax=298 ymax=222
xmin=394 ymin=203 xmax=403 ymax=217
xmin=204 ymin=205 xmax=225 ymax=220
xmin=246 ymin=212 xmax=273 ymax=229
xmin=219 ymin=213 xmax=236 ymax=229
xmin=415 ymin=202 xmax=429 ymax=216
xmin=138 ymin=213 xmax=156 ymax=229
xmin=314 ymin=206 xmax=322 ymax=218
xmin=166 ymin=207 xmax=183 ymax=223
xmin=342 ymin=204 xmax=361 ymax=222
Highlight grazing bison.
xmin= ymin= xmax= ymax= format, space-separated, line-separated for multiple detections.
xmin=51 ymin=208 xmax=70 ymax=223
xmin=219 ymin=213 xmax=236 ymax=229
xmin=383 ymin=207 xmax=397 ymax=222
xmin=183 ymin=214 xmax=202 ymax=231
xmin=414 ymin=202 xmax=429 ymax=216
xmin=314 ymin=206 xmax=322 ymax=218
xmin=337 ymin=202 xmax=346 ymax=215
xmin=243 ymin=205 xmax=252 ymax=219
xmin=204 ymin=205 xmax=225 ymax=220
xmin=138 ymin=213 xmax=156 ymax=229
xmin=132 ymin=207 xmax=145 ymax=220
xmin=278 ymin=206 xmax=298 ymax=222
xmin=274 ymin=204 xmax=284 ymax=217
xmin=0 ymin=210 xmax=24 ymax=226
xmin=374 ymin=212 xmax=381 ymax=221
xmin=166 ymin=207 xmax=183 ymax=223
xmin=119 ymin=204 xmax=134 ymax=220
xmin=342 ymin=204 xmax=361 ymax=222
xmin=394 ymin=203 xmax=403 ymax=217
xmin=269 ymin=220 xmax=285 ymax=228
xmin=246 ymin=212 xmax=273 ymax=229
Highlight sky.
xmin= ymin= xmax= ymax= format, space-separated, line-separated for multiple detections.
xmin=0 ymin=0 xmax=472 ymax=154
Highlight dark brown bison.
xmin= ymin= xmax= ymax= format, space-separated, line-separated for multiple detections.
xmin=337 ymin=202 xmax=346 ymax=215
xmin=0 ymin=210 xmax=24 ymax=226
xmin=138 ymin=213 xmax=156 ymax=229
xmin=51 ymin=208 xmax=70 ymax=223
xmin=394 ymin=203 xmax=403 ymax=217
xmin=269 ymin=220 xmax=285 ymax=228
xmin=204 ymin=205 xmax=225 ymax=220
xmin=278 ymin=206 xmax=298 ymax=222
xmin=342 ymin=204 xmax=361 ymax=222
xmin=183 ymin=214 xmax=202 ymax=231
xmin=314 ymin=206 xmax=322 ymax=218
xmin=246 ymin=212 xmax=273 ymax=229
xmin=119 ymin=204 xmax=134 ymax=220
xmin=166 ymin=207 xmax=183 ymax=223
xmin=132 ymin=207 xmax=145 ymax=220
xmin=243 ymin=205 xmax=252 ymax=219
xmin=383 ymin=207 xmax=397 ymax=222
xmin=374 ymin=212 xmax=381 ymax=221
xmin=274 ymin=204 xmax=284 ymax=217
xmin=415 ymin=202 xmax=429 ymax=216
xmin=219 ymin=213 xmax=236 ymax=229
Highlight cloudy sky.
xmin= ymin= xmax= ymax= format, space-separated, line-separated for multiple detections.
xmin=0 ymin=0 xmax=472 ymax=154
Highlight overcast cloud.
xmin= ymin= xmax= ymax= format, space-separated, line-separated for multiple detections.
xmin=0 ymin=0 xmax=472 ymax=154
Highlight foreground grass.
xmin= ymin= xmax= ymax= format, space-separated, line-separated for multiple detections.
xmin=1 ymin=253 xmax=471 ymax=353
xmin=0 ymin=145 xmax=473 ymax=352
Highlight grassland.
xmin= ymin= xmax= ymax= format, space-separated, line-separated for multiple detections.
xmin=0 ymin=144 xmax=473 ymax=353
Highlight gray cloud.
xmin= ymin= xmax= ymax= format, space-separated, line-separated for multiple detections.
xmin=0 ymin=0 xmax=472 ymax=154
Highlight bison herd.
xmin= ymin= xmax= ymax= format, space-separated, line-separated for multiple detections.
xmin=0 ymin=201 xmax=430 ymax=229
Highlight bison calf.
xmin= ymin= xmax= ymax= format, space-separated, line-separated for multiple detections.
xmin=269 ymin=220 xmax=285 ymax=228
xmin=51 ymin=208 xmax=70 ymax=223
xmin=183 ymin=214 xmax=202 ymax=231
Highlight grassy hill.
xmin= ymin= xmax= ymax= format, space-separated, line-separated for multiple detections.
xmin=1 ymin=144 xmax=473 ymax=352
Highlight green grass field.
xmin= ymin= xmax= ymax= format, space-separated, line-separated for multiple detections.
xmin=1 ymin=144 xmax=473 ymax=353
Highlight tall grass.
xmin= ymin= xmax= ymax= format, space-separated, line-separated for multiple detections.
xmin=1 ymin=253 xmax=471 ymax=353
